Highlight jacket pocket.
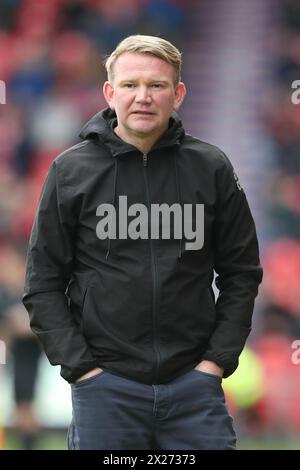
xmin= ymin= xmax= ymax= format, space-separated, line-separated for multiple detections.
xmin=81 ymin=285 xmax=90 ymax=334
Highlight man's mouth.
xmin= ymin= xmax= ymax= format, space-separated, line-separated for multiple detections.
xmin=132 ymin=111 xmax=155 ymax=115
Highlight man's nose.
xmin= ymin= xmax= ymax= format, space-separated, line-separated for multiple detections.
xmin=135 ymin=86 xmax=151 ymax=103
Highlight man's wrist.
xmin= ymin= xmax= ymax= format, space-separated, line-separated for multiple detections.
xmin=75 ymin=367 xmax=103 ymax=382
xmin=194 ymin=360 xmax=224 ymax=377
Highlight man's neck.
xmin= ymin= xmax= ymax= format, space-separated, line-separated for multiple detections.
xmin=114 ymin=126 xmax=165 ymax=155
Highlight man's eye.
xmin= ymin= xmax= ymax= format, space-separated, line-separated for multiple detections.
xmin=124 ymin=83 xmax=135 ymax=88
xmin=152 ymin=84 xmax=162 ymax=88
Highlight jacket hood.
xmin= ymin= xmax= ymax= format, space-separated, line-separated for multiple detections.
xmin=79 ymin=107 xmax=185 ymax=157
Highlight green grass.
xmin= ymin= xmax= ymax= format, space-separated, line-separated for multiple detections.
xmin=237 ymin=438 xmax=300 ymax=450
xmin=3 ymin=430 xmax=67 ymax=450
xmin=3 ymin=430 xmax=300 ymax=450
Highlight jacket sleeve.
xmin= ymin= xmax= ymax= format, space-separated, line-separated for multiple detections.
xmin=22 ymin=161 xmax=98 ymax=383
xmin=202 ymin=153 xmax=263 ymax=378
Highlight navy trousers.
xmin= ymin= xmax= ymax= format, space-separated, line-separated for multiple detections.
xmin=68 ymin=368 xmax=236 ymax=450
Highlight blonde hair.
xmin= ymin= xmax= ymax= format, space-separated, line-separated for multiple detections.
xmin=104 ymin=35 xmax=182 ymax=85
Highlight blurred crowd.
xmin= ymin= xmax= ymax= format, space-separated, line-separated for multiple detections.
xmin=0 ymin=0 xmax=300 ymax=449
xmin=0 ymin=0 xmax=188 ymax=449
xmin=224 ymin=0 xmax=300 ymax=439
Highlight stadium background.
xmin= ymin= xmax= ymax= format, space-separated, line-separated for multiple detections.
xmin=0 ymin=0 xmax=300 ymax=450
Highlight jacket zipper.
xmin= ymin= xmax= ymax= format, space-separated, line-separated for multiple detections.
xmin=142 ymin=153 xmax=160 ymax=383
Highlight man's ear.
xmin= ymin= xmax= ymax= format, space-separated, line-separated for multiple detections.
xmin=103 ymin=81 xmax=115 ymax=110
xmin=173 ymin=82 xmax=186 ymax=111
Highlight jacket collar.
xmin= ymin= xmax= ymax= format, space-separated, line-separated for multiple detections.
xmin=79 ymin=107 xmax=185 ymax=158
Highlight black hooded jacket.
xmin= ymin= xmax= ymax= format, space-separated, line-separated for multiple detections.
xmin=23 ymin=108 xmax=263 ymax=384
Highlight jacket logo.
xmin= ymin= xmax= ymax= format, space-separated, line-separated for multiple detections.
xmin=233 ymin=171 xmax=242 ymax=191
xmin=95 ymin=196 xmax=204 ymax=251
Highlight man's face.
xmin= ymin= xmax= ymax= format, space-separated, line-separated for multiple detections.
xmin=103 ymin=52 xmax=186 ymax=146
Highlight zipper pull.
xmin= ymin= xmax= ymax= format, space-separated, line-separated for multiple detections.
xmin=143 ymin=154 xmax=148 ymax=167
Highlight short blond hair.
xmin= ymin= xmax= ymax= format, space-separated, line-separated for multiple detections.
xmin=104 ymin=35 xmax=182 ymax=85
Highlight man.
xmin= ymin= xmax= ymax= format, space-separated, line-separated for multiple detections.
xmin=23 ymin=35 xmax=263 ymax=450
